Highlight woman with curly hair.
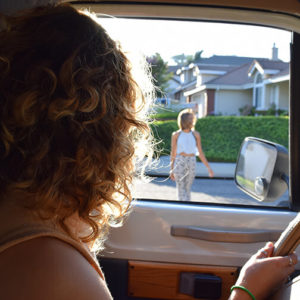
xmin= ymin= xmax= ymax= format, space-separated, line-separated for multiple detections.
xmin=0 ymin=4 xmax=153 ymax=299
xmin=0 ymin=4 xmax=296 ymax=300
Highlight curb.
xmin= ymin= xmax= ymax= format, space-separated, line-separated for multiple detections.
xmin=145 ymin=156 xmax=236 ymax=178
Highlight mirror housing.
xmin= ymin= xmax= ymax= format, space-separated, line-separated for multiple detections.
xmin=235 ymin=137 xmax=289 ymax=202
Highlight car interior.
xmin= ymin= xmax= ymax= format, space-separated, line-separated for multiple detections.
xmin=1 ymin=0 xmax=300 ymax=299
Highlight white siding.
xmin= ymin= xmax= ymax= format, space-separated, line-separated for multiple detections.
xmin=191 ymin=92 xmax=206 ymax=118
xmin=179 ymin=92 xmax=187 ymax=104
xmin=182 ymin=69 xmax=195 ymax=84
xmin=166 ymin=78 xmax=181 ymax=99
xmin=278 ymin=81 xmax=289 ymax=110
xmin=266 ymin=84 xmax=279 ymax=109
xmin=197 ymin=74 xmax=218 ymax=86
xmin=256 ymin=81 xmax=288 ymax=112
xmin=264 ymin=85 xmax=272 ymax=108
xmin=215 ymin=89 xmax=252 ymax=115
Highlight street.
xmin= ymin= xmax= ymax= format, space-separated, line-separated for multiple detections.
xmin=133 ymin=177 xmax=289 ymax=207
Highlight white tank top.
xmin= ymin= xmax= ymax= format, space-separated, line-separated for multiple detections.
xmin=176 ymin=131 xmax=198 ymax=155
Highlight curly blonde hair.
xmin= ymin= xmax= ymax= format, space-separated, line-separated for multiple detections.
xmin=0 ymin=4 xmax=153 ymax=246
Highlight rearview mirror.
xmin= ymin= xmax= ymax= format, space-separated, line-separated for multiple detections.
xmin=235 ymin=137 xmax=289 ymax=202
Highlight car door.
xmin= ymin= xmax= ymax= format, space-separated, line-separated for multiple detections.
xmin=72 ymin=1 xmax=300 ymax=299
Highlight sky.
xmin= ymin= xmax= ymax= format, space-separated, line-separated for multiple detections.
xmin=98 ymin=18 xmax=291 ymax=64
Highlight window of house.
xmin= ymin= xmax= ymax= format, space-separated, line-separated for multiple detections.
xmin=98 ymin=17 xmax=291 ymax=208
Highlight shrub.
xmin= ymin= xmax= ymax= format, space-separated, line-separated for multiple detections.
xmin=151 ymin=111 xmax=178 ymax=120
xmin=151 ymin=121 xmax=178 ymax=156
xmin=239 ymin=105 xmax=255 ymax=116
xmin=151 ymin=116 xmax=288 ymax=162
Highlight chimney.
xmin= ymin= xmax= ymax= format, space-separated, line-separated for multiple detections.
xmin=272 ymin=43 xmax=279 ymax=60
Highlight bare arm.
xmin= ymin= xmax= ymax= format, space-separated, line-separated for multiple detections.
xmin=229 ymin=242 xmax=297 ymax=300
xmin=194 ymin=131 xmax=214 ymax=177
xmin=170 ymin=132 xmax=178 ymax=180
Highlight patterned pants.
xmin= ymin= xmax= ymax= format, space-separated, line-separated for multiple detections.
xmin=173 ymin=156 xmax=196 ymax=201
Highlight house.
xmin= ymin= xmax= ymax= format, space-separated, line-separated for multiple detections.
xmin=172 ymin=46 xmax=289 ymax=117
xmin=164 ymin=65 xmax=181 ymax=101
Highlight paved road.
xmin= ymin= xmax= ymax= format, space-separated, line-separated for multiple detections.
xmin=133 ymin=177 xmax=289 ymax=207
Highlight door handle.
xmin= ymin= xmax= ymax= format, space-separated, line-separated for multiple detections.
xmin=171 ymin=225 xmax=281 ymax=243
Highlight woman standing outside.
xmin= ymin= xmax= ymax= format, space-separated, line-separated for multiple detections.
xmin=170 ymin=109 xmax=214 ymax=201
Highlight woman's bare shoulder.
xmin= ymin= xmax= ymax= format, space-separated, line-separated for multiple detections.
xmin=193 ymin=130 xmax=201 ymax=137
xmin=172 ymin=130 xmax=181 ymax=137
xmin=0 ymin=236 xmax=112 ymax=300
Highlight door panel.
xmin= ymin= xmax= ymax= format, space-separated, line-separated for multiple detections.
xmin=127 ymin=261 xmax=237 ymax=300
xmin=103 ymin=201 xmax=298 ymax=266
xmin=101 ymin=201 xmax=299 ymax=299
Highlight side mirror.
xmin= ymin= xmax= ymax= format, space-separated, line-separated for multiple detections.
xmin=235 ymin=137 xmax=289 ymax=202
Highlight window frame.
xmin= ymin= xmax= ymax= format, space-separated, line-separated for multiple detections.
xmin=289 ymin=31 xmax=300 ymax=211
xmin=78 ymin=2 xmax=300 ymax=211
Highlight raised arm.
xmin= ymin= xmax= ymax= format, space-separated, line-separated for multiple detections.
xmin=194 ymin=131 xmax=214 ymax=177
xmin=229 ymin=242 xmax=297 ymax=300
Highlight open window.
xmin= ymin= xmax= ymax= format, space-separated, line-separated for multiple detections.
xmin=96 ymin=15 xmax=293 ymax=208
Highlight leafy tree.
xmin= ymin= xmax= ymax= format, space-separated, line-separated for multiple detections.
xmin=172 ymin=50 xmax=203 ymax=65
xmin=172 ymin=53 xmax=193 ymax=66
xmin=194 ymin=50 xmax=203 ymax=62
xmin=147 ymin=53 xmax=173 ymax=97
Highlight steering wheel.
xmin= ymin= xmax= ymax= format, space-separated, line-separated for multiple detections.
xmin=270 ymin=213 xmax=300 ymax=299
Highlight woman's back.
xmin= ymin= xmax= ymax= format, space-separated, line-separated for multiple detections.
xmin=176 ymin=130 xmax=198 ymax=155
xmin=0 ymin=202 xmax=112 ymax=300
xmin=0 ymin=236 xmax=112 ymax=299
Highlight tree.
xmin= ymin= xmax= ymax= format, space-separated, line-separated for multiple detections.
xmin=194 ymin=50 xmax=203 ymax=62
xmin=172 ymin=50 xmax=203 ymax=66
xmin=147 ymin=53 xmax=173 ymax=97
xmin=172 ymin=53 xmax=193 ymax=66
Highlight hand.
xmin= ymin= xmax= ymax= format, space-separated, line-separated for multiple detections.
xmin=208 ymin=168 xmax=214 ymax=178
xmin=230 ymin=242 xmax=298 ymax=300
xmin=170 ymin=171 xmax=175 ymax=181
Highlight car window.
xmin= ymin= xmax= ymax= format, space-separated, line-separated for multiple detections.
xmin=99 ymin=17 xmax=291 ymax=208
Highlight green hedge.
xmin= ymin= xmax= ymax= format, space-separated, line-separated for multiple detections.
xmin=150 ymin=111 xmax=178 ymax=120
xmin=151 ymin=116 xmax=289 ymax=162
